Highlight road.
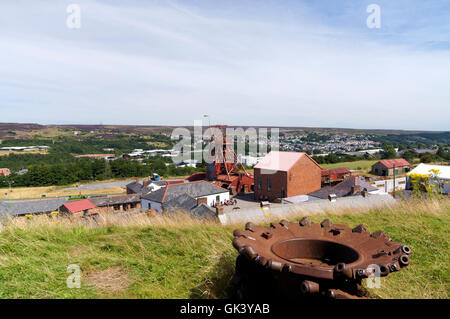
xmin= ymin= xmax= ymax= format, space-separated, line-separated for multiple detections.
xmin=62 ymin=180 xmax=135 ymax=191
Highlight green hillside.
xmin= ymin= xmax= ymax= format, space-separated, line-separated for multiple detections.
xmin=0 ymin=198 xmax=448 ymax=299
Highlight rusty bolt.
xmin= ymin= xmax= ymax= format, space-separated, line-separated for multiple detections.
xmin=243 ymin=246 xmax=258 ymax=260
xmin=320 ymin=219 xmax=332 ymax=228
xmin=279 ymin=220 xmax=289 ymax=228
xmin=399 ymin=255 xmax=410 ymax=266
xmin=379 ymin=264 xmax=390 ymax=276
xmin=245 ymin=222 xmax=255 ymax=232
xmin=334 ymin=263 xmax=353 ymax=278
xmin=262 ymin=231 xmax=273 ymax=239
xmin=266 ymin=259 xmax=283 ymax=272
xmin=232 ymin=238 xmax=244 ymax=251
xmin=327 ymin=290 xmax=336 ymax=299
xmin=357 ymin=269 xmax=365 ymax=277
xmin=282 ymin=264 xmax=292 ymax=273
xmin=233 ymin=229 xmax=246 ymax=238
xmin=300 ymin=280 xmax=320 ymax=294
xmin=401 ymin=245 xmax=411 ymax=255
xmin=389 ymin=264 xmax=398 ymax=272
xmin=299 ymin=217 xmax=310 ymax=226
xmin=352 ymin=224 xmax=367 ymax=233
xmin=371 ymin=230 xmax=386 ymax=238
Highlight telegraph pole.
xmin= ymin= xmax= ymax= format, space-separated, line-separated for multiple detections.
xmin=393 ymin=163 xmax=396 ymax=198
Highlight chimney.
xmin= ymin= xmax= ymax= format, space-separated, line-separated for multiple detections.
xmin=216 ymin=206 xmax=224 ymax=215
xmin=328 ymin=194 xmax=337 ymax=202
xmin=351 ymin=185 xmax=361 ymax=194
xmin=197 ymin=197 xmax=208 ymax=206
xmin=143 ymin=180 xmax=148 ymax=187
xmin=136 ymin=177 xmax=139 ymax=183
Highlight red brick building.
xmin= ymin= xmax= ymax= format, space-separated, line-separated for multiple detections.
xmin=0 ymin=168 xmax=11 ymax=176
xmin=371 ymin=158 xmax=411 ymax=176
xmin=254 ymin=151 xmax=322 ymax=201
xmin=321 ymin=167 xmax=354 ymax=185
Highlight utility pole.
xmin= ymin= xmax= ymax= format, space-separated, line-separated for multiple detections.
xmin=393 ymin=163 xmax=396 ymax=198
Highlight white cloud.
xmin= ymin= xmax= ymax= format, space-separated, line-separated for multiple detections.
xmin=0 ymin=0 xmax=448 ymax=130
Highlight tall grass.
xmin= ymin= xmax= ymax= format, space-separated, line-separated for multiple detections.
xmin=0 ymin=198 xmax=448 ymax=299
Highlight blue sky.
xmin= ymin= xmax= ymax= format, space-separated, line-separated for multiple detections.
xmin=0 ymin=0 xmax=449 ymax=130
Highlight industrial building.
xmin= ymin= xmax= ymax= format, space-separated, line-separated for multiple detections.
xmin=371 ymin=159 xmax=411 ymax=176
xmin=253 ymin=151 xmax=322 ymax=201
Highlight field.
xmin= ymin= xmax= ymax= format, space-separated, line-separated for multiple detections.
xmin=0 ymin=185 xmax=126 ymax=200
xmin=0 ymin=198 xmax=448 ymax=299
xmin=321 ymin=160 xmax=378 ymax=171
xmin=0 ymin=149 xmax=48 ymax=156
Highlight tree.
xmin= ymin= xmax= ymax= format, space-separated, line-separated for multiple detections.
xmin=420 ymin=153 xmax=433 ymax=163
xmin=381 ymin=144 xmax=397 ymax=159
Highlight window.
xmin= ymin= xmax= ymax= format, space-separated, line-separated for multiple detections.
xmin=216 ymin=195 xmax=220 ymax=203
xmin=258 ymin=176 xmax=262 ymax=190
xmin=114 ymin=205 xmax=120 ymax=210
xmin=394 ymin=169 xmax=398 ymax=175
xmin=267 ymin=178 xmax=271 ymax=191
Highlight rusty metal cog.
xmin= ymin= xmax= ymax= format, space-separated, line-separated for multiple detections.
xmin=231 ymin=218 xmax=411 ymax=299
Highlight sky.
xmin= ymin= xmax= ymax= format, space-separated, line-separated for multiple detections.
xmin=0 ymin=0 xmax=449 ymax=130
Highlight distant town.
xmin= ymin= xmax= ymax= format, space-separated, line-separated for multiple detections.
xmin=0 ymin=123 xmax=448 ymax=222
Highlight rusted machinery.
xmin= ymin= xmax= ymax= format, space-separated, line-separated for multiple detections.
xmin=187 ymin=125 xmax=254 ymax=194
xmin=231 ymin=218 xmax=411 ymax=299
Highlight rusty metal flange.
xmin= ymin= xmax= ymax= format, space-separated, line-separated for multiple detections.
xmin=231 ymin=218 xmax=411 ymax=299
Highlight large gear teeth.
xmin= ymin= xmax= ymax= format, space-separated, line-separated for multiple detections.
xmin=232 ymin=218 xmax=411 ymax=299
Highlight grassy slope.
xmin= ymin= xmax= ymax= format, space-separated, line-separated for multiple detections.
xmin=0 ymin=199 xmax=448 ymax=299
xmin=321 ymin=160 xmax=378 ymax=170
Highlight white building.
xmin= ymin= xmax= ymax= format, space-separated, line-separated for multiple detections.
xmin=407 ymin=163 xmax=450 ymax=194
xmin=141 ymin=181 xmax=229 ymax=213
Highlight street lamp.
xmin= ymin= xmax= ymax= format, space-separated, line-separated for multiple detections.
xmin=203 ymin=114 xmax=211 ymax=127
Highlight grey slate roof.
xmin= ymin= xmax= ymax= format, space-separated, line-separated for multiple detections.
xmin=309 ymin=177 xmax=378 ymax=200
xmin=0 ymin=198 xmax=67 ymax=217
xmin=89 ymin=194 xmax=141 ymax=207
xmin=162 ymin=194 xmax=197 ymax=211
xmin=334 ymin=176 xmax=378 ymax=192
xmin=126 ymin=182 xmax=143 ymax=194
xmin=308 ymin=187 xmax=349 ymax=200
xmin=191 ymin=203 xmax=217 ymax=219
xmin=126 ymin=181 xmax=162 ymax=195
xmin=142 ymin=181 xmax=228 ymax=204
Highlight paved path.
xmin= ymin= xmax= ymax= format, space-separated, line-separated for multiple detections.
xmin=219 ymin=194 xmax=396 ymax=225
xmin=62 ymin=180 xmax=135 ymax=191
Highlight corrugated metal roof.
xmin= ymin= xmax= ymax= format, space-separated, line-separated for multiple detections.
xmin=89 ymin=194 xmax=141 ymax=207
xmin=378 ymin=158 xmax=410 ymax=169
xmin=321 ymin=167 xmax=351 ymax=176
xmin=62 ymin=199 xmax=97 ymax=213
xmin=0 ymin=198 xmax=67 ymax=217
